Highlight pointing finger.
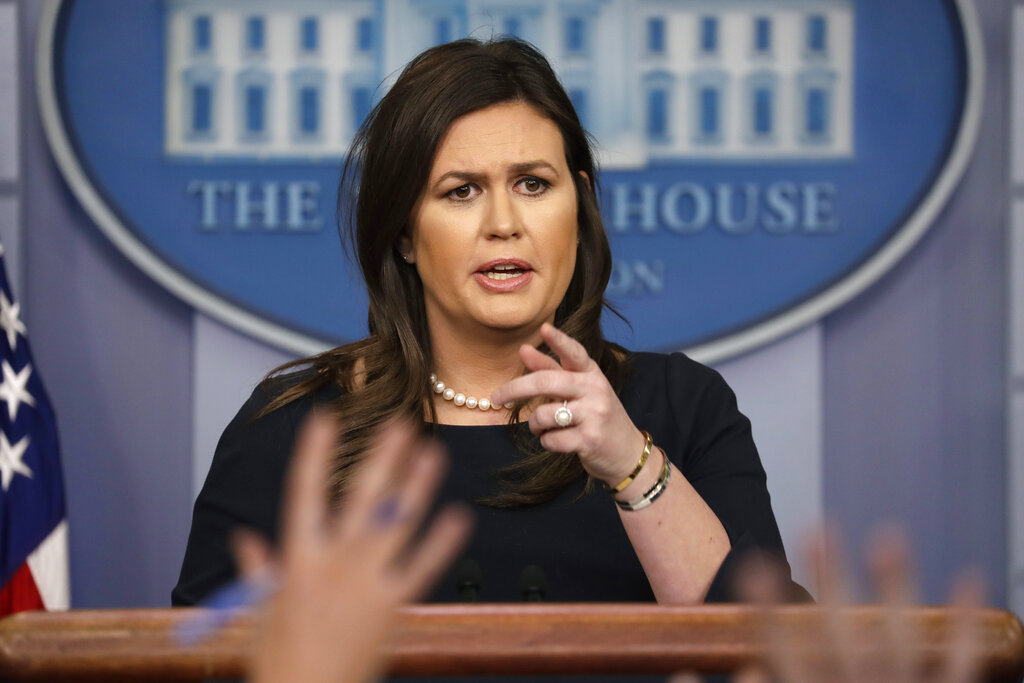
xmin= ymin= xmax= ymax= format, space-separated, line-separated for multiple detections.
xmin=520 ymin=343 xmax=561 ymax=372
xmin=491 ymin=369 xmax=581 ymax=406
xmin=540 ymin=323 xmax=593 ymax=373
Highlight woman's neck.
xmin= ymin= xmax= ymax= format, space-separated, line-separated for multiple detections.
xmin=427 ymin=324 xmax=541 ymax=426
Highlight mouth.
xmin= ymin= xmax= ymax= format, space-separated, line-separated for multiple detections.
xmin=474 ymin=259 xmax=534 ymax=291
xmin=476 ymin=259 xmax=533 ymax=280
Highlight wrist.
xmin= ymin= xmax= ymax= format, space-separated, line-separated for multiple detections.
xmin=614 ymin=446 xmax=671 ymax=511
xmin=613 ymin=446 xmax=663 ymax=500
xmin=601 ymin=429 xmax=651 ymax=492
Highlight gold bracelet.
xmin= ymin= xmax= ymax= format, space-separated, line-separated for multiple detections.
xmin=615 ymin=448 xmax=671 ymax=512
xmin=603 ymin=430 xmax=653 ymax=493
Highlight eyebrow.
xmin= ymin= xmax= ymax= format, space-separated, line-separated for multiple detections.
xmin=430 ymin=160 xmax=560 ymax=191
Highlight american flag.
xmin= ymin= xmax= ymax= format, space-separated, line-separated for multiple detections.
xmin=0 ymin=242 xmax=68 ymax=613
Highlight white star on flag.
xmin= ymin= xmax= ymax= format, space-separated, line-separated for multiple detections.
xmin=0 ymin=432 xmax=32 ymax=492
xmin=0 ymin=291 xmax=27 ymax=352
xmin=0 ymin=361 xmax=35 ymax=421
xmin=0 ymin=240 xmax=68 ymax=614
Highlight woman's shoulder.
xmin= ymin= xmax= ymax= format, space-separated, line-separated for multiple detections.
xmin=622 ymin=349 xmax=729 ymax=394
xmin=255 ymin=366 xmax=344 ymax=406
xmin=618 ymin=349 xmax=741 ymax=430
xmin=217 ymin=368 xmax=344 ymax=460
xmin=174 ymin=368 xmax=343 ymax=606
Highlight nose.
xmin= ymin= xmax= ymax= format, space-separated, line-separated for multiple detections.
xmin=484 ymin=189 xmax=522 ymax=240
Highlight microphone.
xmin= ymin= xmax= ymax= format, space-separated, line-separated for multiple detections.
xmin=518 ymin=564 xmax=547 ymax=602
xmin=454 ymin=558 xmax=483 ymax=602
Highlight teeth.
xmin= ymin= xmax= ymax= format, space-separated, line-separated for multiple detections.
xmin=482 ymin=263 xmax=527 ymax=281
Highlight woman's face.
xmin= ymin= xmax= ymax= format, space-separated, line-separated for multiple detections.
xmin=403 ymin=102 xmax=579 ymax=339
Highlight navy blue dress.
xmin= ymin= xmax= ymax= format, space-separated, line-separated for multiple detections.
xmin=174 ymin=351 xmax=801 ymax=609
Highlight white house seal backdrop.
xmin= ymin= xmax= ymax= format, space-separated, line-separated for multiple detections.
xmin=38 ymin=0 xmax=981 ymax=362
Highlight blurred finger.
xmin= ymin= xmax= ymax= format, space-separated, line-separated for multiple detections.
xmin=339 ymin=418 xmax=418 ymax=536
xmin=371 ymin=440 xmax=449 ymax=559
xmin=667 ymin=674 xmax=703 ymax=683
xmin=942 ymin=571 xmax=985 ymax=683
xmin=867 ymin=526 xmax=918 ymax=680
xmin=867 ymin=525 xmax=917 ymax=605
xmin=808 ymin=528 xmax=862 ymax=681
xmin=231 ymin=527 xmax=273 ymax=578
xmin=734 ymin=552 xmax=788 ymax=605
xmin=281 ymin=415 xmax=337 ymax=555
xmin=810 ymin=526 xmax=854 ymax=606
xmin=398 ymin=503 xmax=474 ymax=601
xmin=540 ymin=323 xmax=593 ymax=372
xmin=734 ymin=553 xmax=812 ymax=683
xmin=731 ymin=667 xmax=771 ymax=683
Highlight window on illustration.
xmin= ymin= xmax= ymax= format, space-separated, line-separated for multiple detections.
xmin=754 ymin=87 xmax=773 ymax=135
xmin=435 ymin=18 xmax=452 ymax=45
xmin=503 ymin=17 xmax=521 ymax=38
xmin=805 ymin=88 xmax=829 ymax=137
xmin=352 ymin=87 xmax=372 ymax=129
xmin=700 ymin=87 xmax=719 ymax=138
xmin=700 ymin=17 xmax=717 ymax=53
xmin=246 ymin=85 xmax=265 ymax=134
xmin=300 ymin=87 xmax=319 ymax=134
xmin=300 ymin=17 xmax=318 ymax=52
xmin=754 ymin=17 xmax=772 ymax=53
xmin=565 ymin=17 xmax=586 ymax=53
xmin=807 ymin=15 xmax=828 ymax=53
xmin=193 ymin=15 xmax=212 ymax=53
xmin=357 ymin=18 xmax=374 ymax=52
xmin=647 ymin=18 xmax=665 ymax=54
xmin=647 ymin=88 xmax=668 ymax=140
xmin=192 ymin=83 xmax=212 ymax=133
xmin=246 ymin=16 xmax=265 ymax=53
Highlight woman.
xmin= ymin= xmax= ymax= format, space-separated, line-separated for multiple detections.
xmin=173 ymin=37 xmax=802 ymax=608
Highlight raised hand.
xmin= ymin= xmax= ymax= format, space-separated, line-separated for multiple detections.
xmin=491 ymin=322 xmax=647 ymax=487
xmin=711 ymin=527 xmax=986 ymax=683
xmin=239 ymin=416 xmax=473 ymax=683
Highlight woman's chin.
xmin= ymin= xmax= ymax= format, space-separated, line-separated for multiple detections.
xmin=474 ymin=309 xmax=550 ymax=335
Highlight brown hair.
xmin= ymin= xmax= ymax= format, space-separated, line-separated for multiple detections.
xmin=263 ymin=38 xmax=629 ymax=507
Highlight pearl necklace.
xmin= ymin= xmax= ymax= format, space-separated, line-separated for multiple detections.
xmin=430 ymin=374 xmax=513 ymax=412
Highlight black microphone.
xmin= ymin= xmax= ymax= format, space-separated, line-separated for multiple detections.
xmin=518 ymin=564 xmax=547 ymax=602
xmin=454 ymin=558 xmax=483 ymax=602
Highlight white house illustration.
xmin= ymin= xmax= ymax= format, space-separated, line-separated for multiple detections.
xmin=163 ymin=0 xmax=854 ymax=166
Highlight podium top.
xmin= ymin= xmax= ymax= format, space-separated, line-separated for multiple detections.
xmin=0 ymin=604 xmax=1021 ymax=681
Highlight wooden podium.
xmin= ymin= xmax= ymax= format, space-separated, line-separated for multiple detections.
xmin=0 ymin=604 xmax=1020 ymax=681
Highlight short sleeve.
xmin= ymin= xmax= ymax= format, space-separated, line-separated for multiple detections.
xmin=171 ymin=382 xmax=309 ymax=606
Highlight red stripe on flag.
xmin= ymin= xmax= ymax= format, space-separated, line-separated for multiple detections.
xmin=0 ymin=562 xmax=46 ymax=615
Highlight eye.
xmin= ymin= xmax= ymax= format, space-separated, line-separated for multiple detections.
xmin=516 ymin=176 xmax=550 ymax=195
xmin=446 ymin=184 xmax=479 ymax=201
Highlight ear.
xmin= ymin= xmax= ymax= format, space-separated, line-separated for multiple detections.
xmin=396 ymin=234 xmax=415 ymax=264
xmin=577 ymin=170 xmax=592 ymax=192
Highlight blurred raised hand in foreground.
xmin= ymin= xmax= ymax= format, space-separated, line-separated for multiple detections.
xmin=675 ymin=526 xmax=987 ymax=683
xmin=233 ymin=417 xmax=473 ymax=683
